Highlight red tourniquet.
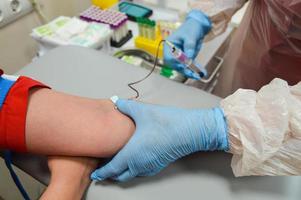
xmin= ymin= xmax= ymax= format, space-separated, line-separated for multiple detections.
xmin=0 ymin=76 xmax=50 ymax=152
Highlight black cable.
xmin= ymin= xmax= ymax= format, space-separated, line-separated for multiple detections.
xmin=128 ymin=40 xmax=166 ymax=99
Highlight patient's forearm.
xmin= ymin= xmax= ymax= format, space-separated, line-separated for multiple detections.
xmin=26 ymin=88 xmax=135 ymax=157
xmin=40 ymin=156 xmax=98 ymax=200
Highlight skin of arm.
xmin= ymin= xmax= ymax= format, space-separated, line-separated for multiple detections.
xmin=40 ymin=156 xmax=98 ymax=200
xmin=25 ymin=88 xmax=135 ymax=157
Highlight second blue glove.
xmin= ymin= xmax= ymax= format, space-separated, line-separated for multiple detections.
xmin=164 ymin=10 xmax=212 ymax=79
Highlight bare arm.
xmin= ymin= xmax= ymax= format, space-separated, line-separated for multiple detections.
xmin=40 ymin=156 xmax=98 ymax=200
xmin=26 ymin=88 xmax=135 ymax=157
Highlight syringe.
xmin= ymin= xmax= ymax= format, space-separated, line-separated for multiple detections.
xmin=165 ymin=40 xmax=207 ymax=79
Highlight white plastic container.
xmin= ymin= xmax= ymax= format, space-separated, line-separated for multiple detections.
xmin=31 ymin=16 xmax=113 ymax=56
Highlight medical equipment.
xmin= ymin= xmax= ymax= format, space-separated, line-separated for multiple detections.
xmin=80 ymin=6 xmax=132 ymax=47
xmin=163 ymin=10 xmax=211 ymax=80
xmin=128 ymin=39 xmax=208 ymax=98
xmin=119 ymin=2 xmax=153 ymax=21
xmin=31 ymin=16 xmax=112 ymax=51
xmin=160 ymin=66 xmax=186 ymax=82
xmin=165 ymin=40 xmax=207 ymax=78
xmin=114 ymin=49 xmax=161 ymax=66
xmin=111 ymin=24 xmax=132 ymax=48
xmin=135 ymin=18 xmax=164 ymax=59
xmin=128 ymin=40 xmax=165 ymax=99
xmin=92 ymin=0 xmax=118 ymax=9
xmin=114 ymin=49 xmax=186 ymax=83
xmin=110 ymin=95 xmax=119 ymax=104
xmin=157 ymin=20 xmax=181 ymax=40
xmin=135 ymin=36 xmax=164 ymax=59
xmin=80 ymin=6 xmax=127 ymax=28
xmin=137 ymin=17 xmax=156 ymax=40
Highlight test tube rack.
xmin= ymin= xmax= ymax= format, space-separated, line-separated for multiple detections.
xmin=158 ymin=20 xmax=181 ymax=40
xmin=80 ymin=6 xmax=132 ymax=47
xmin=92 ymin=0 xmax=118 ymax=9
xmin=135 ymin=17 xmax=163 ymax=59
xmin=137 ymin=17 xmax=156 ymax=40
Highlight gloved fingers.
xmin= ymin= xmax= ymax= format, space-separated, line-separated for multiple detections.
xmin=139 ymin=168 xmax=162 ymax=177
xmin=163 ymin=39 xmax=184 ymax=66
xmin=113 ymin=166 xmax=162 ymax=182
xmin=189 ymin=41 xmax=203 ymax=60
xmin=113 ymin=167 xmax=162 ymax=182
xmin=166 ymin=32 xmax=184 ymax=49
xmin=116 ymin=99 xmax=141 ymax=120
xmin=175 ymin=63 xmax=201 ymax=80
xmin=193 ymin=62 xmax=207 ymax=78
xmin=91 ymin=152 xmax=127 ymax=181
xmin=183 ymin=38 xmax=198 ymax=59
xmin=163 ymin=43 xmax=177 ymax=64
xmin=172 ymin=62 xmax=186 ymax=71
xmin=195 ymin=42 xmax=202 ymax=56
xmin=112 ymin=170 xmax=135 ymax=182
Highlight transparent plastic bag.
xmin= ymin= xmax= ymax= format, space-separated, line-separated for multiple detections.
xmin=222 ymin=79 xmax=301 ymax=176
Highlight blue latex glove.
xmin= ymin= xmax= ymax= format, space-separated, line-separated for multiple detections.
xmin=91 ymin=99 xmax=228 ymax=182
xmin=164 ymin=10 xmax=212 ymax=80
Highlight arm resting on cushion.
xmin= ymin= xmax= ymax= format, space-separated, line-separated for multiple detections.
xmin=26 ymin=88 xmax=135 ymax=157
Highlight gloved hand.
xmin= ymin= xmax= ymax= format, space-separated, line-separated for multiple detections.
xmin=91 ymin=99 xmax=228 ymax=182
xmin=164 ymin=10 xmax=212 ymax=80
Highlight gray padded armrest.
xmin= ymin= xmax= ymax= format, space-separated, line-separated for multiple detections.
xmin=8 ymin=46 xmax=294 ymax=200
